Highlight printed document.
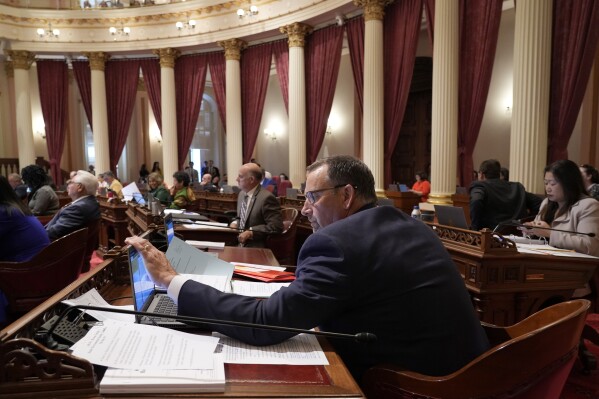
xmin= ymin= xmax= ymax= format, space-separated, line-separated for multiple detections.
xmin=230 ymin=281 xmax=290 ymax=297
xmin=62 ymin=288 xmax=135 ymax=323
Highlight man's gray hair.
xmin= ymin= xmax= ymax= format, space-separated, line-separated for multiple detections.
xmin=73 ymin=170 xmax=99 ymax=195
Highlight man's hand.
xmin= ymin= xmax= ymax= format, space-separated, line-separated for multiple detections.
xmin=238 ymin=230 xmax=253 ymax=244
xmin=125 ymin=236 xmax=178 ymax=289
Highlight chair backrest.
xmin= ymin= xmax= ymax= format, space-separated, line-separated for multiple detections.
xmin=0 ymin=228 xmax=88 ymax=318
xmin=80 ymin=218 xmax=101 ymax=273
xmin=361 ymin=299 xmax=590 ymax=399
xmin=278 ymin=180 xmax=292 ymax=197
xmin=265 ymin=208 xmax=299 ymax=265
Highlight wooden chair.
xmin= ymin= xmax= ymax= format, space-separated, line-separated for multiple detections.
xmin=80 ymin=218 xmax=101 ymax=273
xmin=361 ymin=299 xmax=591 ymax=399
xmin=0 ymin=228 xmax=88 ymax=321
xmin=265 ymin=207 xmax=299 ymax=265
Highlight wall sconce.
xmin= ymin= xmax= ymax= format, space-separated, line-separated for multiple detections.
xmin=264 ymin=128 xmax=277 ymax=142
xmin=37 ymin=130 xmax=46 ymax=140
xmin=176 ymin=17 xmax=196 ymax=31
xmin=109 ymin=22 xmax=131 ymax=40
xmin=237 ymin=4 xmax=258 ymax=18
xmin=326 ymin=124 xmax=333 ymax=136
xmin=37 ymin=23 xmax=60 ymax=39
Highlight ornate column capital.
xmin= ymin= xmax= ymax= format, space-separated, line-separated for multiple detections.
xmin=353 ymin=0 xmax=393 ymax=21
xmin=152 ymin=48 xmax=180 ymax=68
xmin=217 ymin=39 xmax=247 ymax=61
xmin=84 ymin=52 xmax=111 ymax=71
xmin=280 ymin=23 xmax=313 ymax=48
xmin=5 ymin=60 xmax=14 ymax=78
xmin=5 ymin=50 xmax=35 ymax=70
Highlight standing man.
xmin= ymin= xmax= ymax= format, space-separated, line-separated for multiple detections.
xmin=185 ymin=161 xmax=199 ymax=183
xmin=46 ymin=170 xmax=101 ymax=241
xmin=469 ymin=159 xmax=541 ymax=231
xmin=127 ymin=156 xmax=489 ymax=381
xmin=230 ymin=163 xmax=283 ymax=247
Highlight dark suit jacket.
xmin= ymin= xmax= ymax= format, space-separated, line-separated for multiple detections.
xmin=178 ymin=205 xmax=489 ymax=380
xmin=45 ymin=195 xmax=101 ymax=240
xmin=237 ymin=185 xmax=283 ymax=247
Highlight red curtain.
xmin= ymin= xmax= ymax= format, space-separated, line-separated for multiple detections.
xmin=346 ymin=15 xmax=364 ymax=113
xmin=548 ymin=0 xmax=599 ymax=162
xmin=424 ymin=0 xmax=435 ymax=47
xmin=208 ymin=52 xmax=227 ymax=132
xmin=241 ymin=42 xmax=273 ymax=163
xmin=458 ymin=0 xmax=502 ymax=187
xmin=105 ymin=59 xmax=141 ymax=174
xmin=175 ymin=54 xmax=208 ymax=170
xmin=140 ymin=58 xmax=162 ymax=133
xmin=306 ymin=24 xmax=344 ymax=164
xmin=383 ymin=0 xmax=423 ymax=186
xmin=273 ymin=39 xmax=289 ymax=114
xmin=72 ymin=60 xmax=92 ymax=129
xmin=37 ymin=60 xmax=69 ymax=186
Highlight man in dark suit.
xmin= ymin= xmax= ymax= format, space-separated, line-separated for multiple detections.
xmin=45 ymin=170 xmax=101 ymax=241
xmin=127 ymin=155 xmax=489 ymax=382
xmin=231 ymin=163 xmax=283 ymax=247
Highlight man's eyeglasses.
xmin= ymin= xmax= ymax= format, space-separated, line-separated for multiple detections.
xmin=305 ymin=184 xmax=353 ymax=204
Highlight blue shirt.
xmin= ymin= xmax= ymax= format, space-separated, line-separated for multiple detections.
xmin=0 ymin=206 xmax=50 ymax=262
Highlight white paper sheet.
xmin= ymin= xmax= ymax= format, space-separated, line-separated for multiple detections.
xmin=517 ymin=243 xmax=599 ymax=258
xmin=62 ymin=288 xmax=135 ymax=323
xmin=182 ymin=274 xmax=230 ymax=292
xmin=230 ymin=262 xmax=287 ymax=272
xmin=214 ymin=332 xmax=329 ymax=365
xmin=186 ymin=240 xmax=226 ymax=250
xmin=70 ymin=319 xmax=219 ymax=370
xmin=230 ymin=281 xmax=290 ymax=297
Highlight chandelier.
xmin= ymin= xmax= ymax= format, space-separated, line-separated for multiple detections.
xmin=36 ymin=23 xmax=60 ymax=39
xmin=109 ymin=22 xmax=131 ymax=40
xmin=237 ymin=4 xmax=258 ymax=18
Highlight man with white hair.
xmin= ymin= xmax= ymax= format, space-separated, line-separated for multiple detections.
xmin=45 ymin=170 xmax=101 ymax=240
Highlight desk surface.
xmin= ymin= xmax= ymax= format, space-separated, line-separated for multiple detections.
xmin=0 ymin=244 xmax=364 ymax=398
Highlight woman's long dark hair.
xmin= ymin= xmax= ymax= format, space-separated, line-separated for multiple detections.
xmin=21 ymin=164 xmax=49 ymax=198
xmin=580 ymin=164 xmax=599 ymax=184
xmin=541 ymin=159 xmax=588 ymax=224
xmin=0 ymin=175 xmax=31 ymax=216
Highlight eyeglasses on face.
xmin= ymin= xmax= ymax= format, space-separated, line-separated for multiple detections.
xmin=305 ymin=184 xmax=354 ymax=204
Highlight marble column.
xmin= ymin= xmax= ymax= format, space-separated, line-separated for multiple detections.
xmin=6 ymin=50 xmax=35 ymax=168
xmin=153 ymin=48 xmax=180 ymax=184
xmin=2 ymin=61 xmax=16 ymax=159
xmin=84 ymin=52 xmax=111 ymax=175
xmin=218 ymin=39 xmax=246 ymax=179
xmin=354 ymin=0 xmax=390 ymax=197
xmin=429 ymin=0 xmax=459 ymax=205
xmin=509 ymin=1 xmax=552 ymax=194
xmin=280 ymin=23 xmax=311 ymax=187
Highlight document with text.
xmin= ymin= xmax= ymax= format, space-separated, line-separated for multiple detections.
xmin=62 ymin=288 xmax=135 ymax=323
xmin=230 ymin=281 xmax=290 ymax=297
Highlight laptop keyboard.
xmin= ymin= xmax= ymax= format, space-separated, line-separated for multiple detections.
xmin=146 ymin=295 xmax=181 ymax=324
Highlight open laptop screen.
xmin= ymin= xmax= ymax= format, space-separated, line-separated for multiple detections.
xmin=129 ymin=246 xmax=155 ymax=312
xmin=164 ymin=213 xmax=175 ymax=245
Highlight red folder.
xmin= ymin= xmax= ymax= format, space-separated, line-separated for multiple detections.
xmin=233 ymin=266 xmax=296 ymax=282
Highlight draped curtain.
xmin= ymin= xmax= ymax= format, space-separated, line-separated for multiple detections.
xmin=208 ymin=52 xmax=227 ymax=132
xmin=273 ymin=39 xmax=290 ymax=114
xmin=548 ymin=0 xmax=599 ymax=162
xmin=345 ymin=15 xmax=365 ymax=113
xmin=175 ymin=54 xmax=208 ymax=170
xmin=383 ymin=0 xmax=423 ymax=185
xmin=140 ymin=58 xmax=162 ymax=133
xmin=72 ymin=60 xmax=92 ymax=129
xmin=105 ymin=59 xmax=141 ymax=174
xmin=305 ymin=24 xmax=344 ymax=164
xmin=37 ymin=60 xmax=69 ymax=185
xmin=241 ymin=42 xmax=273 ymax=163
xmin=424 ymin=0 xmax=435 ymax=46
xmin=458 ymin=0 xmax=503 ymax=187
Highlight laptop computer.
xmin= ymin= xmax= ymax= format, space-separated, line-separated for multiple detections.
xmin=164 ymin=213 xmax=175 ymax=245
xmin=132 ymin=192 xmax=146 ymax=206
xmin=434 ymin=205 xmax=470 ymax=229
xmin=286 ymin=188 xmax=298 ymax=199
xmin=388 ymin=184 xmax=398 ymax=192
xmin=398 ymin=184 xmax=410 ymax=192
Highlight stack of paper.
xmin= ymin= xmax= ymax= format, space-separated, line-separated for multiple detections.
xmin=185 ymin=240 xmax=226 ymax=250
xmin=234 ymin=265 xmax=295 ymax=282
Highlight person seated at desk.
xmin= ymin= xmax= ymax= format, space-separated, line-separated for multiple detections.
xmin=0 ymin=175 xmax=49 ymax=262
xmin=21 ymin=164 xmax=59 ymax=216
xmin=579 ymin=164 xmax=599 ymax=200
xmin=524 ymin=160 xmax=599 ymax=257
xmin=7 ymin=173 xmax=28 ymax=201
xmin=127 ymin=155 xmax=489 ymax=382
xmin=102 ymin=171 xmax=124 ymax=199
xmin=147 ymin=172 xmax=171 ymax=204
xmin=470 ymin=159 xmax=541 ymax=231
xmin=45 ymin=170 xmax=101 ymax=241
xmin=169 ymin=171 xmax=196 ymax=210
xmin=199 ymin=173 xmax=218 ymax=192
xmin=410 ymin=171 xmax=430 ymax=202
xmin=230 ymin=163 xmax=283 ymax=247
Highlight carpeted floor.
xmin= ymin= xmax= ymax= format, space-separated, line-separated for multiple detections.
xmin=561 ymin=314 xmax=599 ymax=399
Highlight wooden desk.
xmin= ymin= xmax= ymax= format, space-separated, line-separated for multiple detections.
xmin=0 ymin=242 xmax=364 ymax=398
xmin=429 ymin=224 xmax=598 ymax=326
xmin=98 ymin=196 xmax=129 ymax=254
xmin=384 ymin=190 xmax=421 ymax=214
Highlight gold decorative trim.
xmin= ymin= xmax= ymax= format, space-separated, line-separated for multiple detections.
xmin=153 ymin=48 xmax=180 ymax=68
xmin=280 ymin=22 xmax=312 ymax=48
xmin=353 ymin=0 xmax=393 ymax=21
xmin=84 ymin=52 xmax=110 ymax=71
xmin=5 ymin=50 xmax=34 ymax=70
xmin=217 ymin=38 xmax=247 ymax=61
xmin=427 ymin=193 xmax=454 ymax=205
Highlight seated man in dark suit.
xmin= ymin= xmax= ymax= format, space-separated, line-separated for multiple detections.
xmin=230 ymin=163 xmax=283 ymax=247
xmin=8 ymin=173 xmax=28 ymax=201
xmin=199 ymin=173 xmax=218 ymax=192
xmin=127 ymin=155 xmax=489 ymax=381
xmin=469 ymin=159 xmax=542 ymax=231
xmin=45 ymin=170 xmax=101 ymax=241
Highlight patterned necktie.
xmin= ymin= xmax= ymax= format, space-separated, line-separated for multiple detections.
xmin=238 ymin=195 xmax=249 ymax=230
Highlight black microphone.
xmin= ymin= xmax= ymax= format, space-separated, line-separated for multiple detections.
xmin=497 ymin=220 xmax=595 ymax=237
xmin=39 ymin=304 xmax=377 ymax=348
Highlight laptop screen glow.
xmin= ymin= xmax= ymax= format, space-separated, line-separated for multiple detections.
xmin=129 ymin=247 xmax=154 ymax=312
xmin=165 ymin=214 xmax=175 ymax=245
